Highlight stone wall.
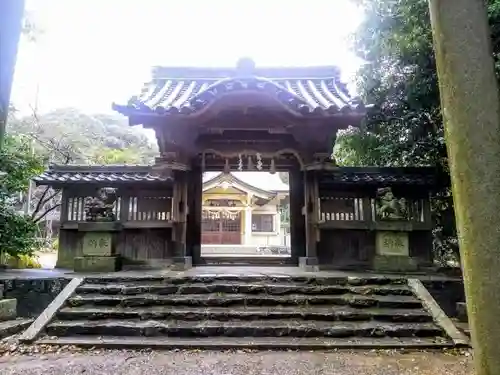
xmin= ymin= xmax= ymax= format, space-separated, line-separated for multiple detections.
xmin=423 ymin=279 xmax=465 ymax=317
xmin=0 ymin=277 xmax=70 ymax=317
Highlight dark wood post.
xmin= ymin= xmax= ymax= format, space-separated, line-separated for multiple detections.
xmin=172 ymin=170 xmax=191 ymax=269
xmin=300 ymin=171 xmax=319 ymax=271
xmin=186 ymin=166 xmax=202 ymax=265
xmin=289 ymin=168 xmax=306 ymax=266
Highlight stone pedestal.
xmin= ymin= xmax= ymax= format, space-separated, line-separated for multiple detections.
xmin=75 ymin=222 xmax=122 ymax=272
xmin=0 ymin=299 xmax=17 ymax=321
xmin=171 ymin=256 xmax=193 ymax=271
xmin=373 ymin=231 xmax=418 ymax=272
xmin=299 ymin=256 xmax=319 ymax=272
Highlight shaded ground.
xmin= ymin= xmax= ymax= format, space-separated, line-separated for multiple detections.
xmin=0 ymin=349 xmax=473 ymax=375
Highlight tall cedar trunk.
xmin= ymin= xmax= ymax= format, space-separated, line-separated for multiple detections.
xmin=428 ymin=0 xmax=500 ymax=373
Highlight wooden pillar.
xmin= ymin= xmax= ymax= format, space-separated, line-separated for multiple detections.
xmin=172 ymin=170 xmax=191 ymax=269
xmin=300 ymin=171 xmax=319 ymax=271
xmin=0 ymin=0 xmax=25 ymax=144
xmin=186 ymin=166 xmax=202 ymax=266
xmin=428 ymin=0 xmax=500 ymax=373
xmin=289 ymin=168 xmax=306 ymax=265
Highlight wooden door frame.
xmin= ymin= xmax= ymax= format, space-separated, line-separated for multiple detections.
xmin=201 ymin=212 xmax=242 ymax=245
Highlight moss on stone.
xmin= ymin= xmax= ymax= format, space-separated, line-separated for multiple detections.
xmin=428 ymin=0 xmax=500 ymax=373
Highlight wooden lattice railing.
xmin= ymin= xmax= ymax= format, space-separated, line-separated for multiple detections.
xmin=63 ymin=190 xmax=174 ymax=228
xmin=318 ymin=193 xmax=431 ymax=230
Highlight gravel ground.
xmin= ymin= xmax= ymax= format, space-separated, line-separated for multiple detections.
xmin=0 ymin=348 xmax=473 ymax=375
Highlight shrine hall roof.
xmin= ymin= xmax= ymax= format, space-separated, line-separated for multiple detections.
xmin=112 ymin=59 xmax=367 ymax=119
xmin=34 ymin=165 xmax=442 ymax=189
xmin=33 ymin=165 xmax=171 ymax=187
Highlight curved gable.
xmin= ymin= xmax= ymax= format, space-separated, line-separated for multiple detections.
xmin=203 ymin=172 xmax=276 ymax=200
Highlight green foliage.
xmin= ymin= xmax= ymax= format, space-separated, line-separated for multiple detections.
xmin=0 ymin=136 xmax=44 ymax=258
xmin=333 ymin=0 xmax=500 ymax=265
xmin=7 ymin=108 xmax=158 ymax=164
xmin=0 ymin=135 xmax=44 ymax=192
xmin=5 ymin=254 xmax=41 ymax=269
xmin=335 ymin=0 xmax=445 ymax=169
xmin=91 ymin=148 xmax=144 ymax=165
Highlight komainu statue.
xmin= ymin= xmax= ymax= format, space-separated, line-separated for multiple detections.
xmin=84 ymin=187 xmax=117 ymax=222
xmin=375 ymin=187 xmax=408 ymax=220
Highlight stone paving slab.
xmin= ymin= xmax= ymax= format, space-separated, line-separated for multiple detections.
xmin=0 ymin=266 xmax=462 ymax=282
xmin=0 ymin=319 xmax=33 ymax=339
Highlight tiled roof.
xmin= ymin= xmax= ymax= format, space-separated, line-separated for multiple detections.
xmin=112 ymin=59 xmax=367 ymax=119
xmin=33 ymin=165 xmax=171 ymax=186
xmin=318 ymin=167 xmax=440 ymax=186
xmin=34 ymin=165 xmax=441 ymax=188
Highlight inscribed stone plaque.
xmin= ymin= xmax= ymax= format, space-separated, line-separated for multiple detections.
xmin=376 ymin=231 xmax=409 ymax=256
xmin=82 ymin=232 xmax=112 ymax=256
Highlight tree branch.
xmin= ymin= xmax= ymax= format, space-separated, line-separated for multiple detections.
xmin=31 ymin=188 xmax=60 ymax=221
xmin=33 ymin=202 xmax=61 ymax=224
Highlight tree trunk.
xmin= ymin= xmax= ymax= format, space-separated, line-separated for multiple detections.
xmin=0 ymin=0 xmax=25 ymax=145
xmin=428 ymin=0 xmax=500 ymax=374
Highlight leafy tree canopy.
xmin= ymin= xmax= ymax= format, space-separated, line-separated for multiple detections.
xmin=7 ymin=107 xmax=158 ymax=164
xmin=334 ymin=0 xmax=500 ymax=169
xmin=332 ymin=0 xmax=500 ymax=264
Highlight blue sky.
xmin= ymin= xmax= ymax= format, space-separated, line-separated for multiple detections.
xmin=11 ymin=0 xmax=364 ymax=115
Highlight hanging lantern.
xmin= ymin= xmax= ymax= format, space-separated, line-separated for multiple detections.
xmin=270 ymin=158 xmax=276 ymax=174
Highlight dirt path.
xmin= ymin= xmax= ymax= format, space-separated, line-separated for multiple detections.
xmin=0 ymin=349 xmax=473 ymax=375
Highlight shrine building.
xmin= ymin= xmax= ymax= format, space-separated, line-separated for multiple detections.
xmin=201 ymin=172 xmax=290 ymax=250
xmin=34 ymin=58 xmax=441 ymax=272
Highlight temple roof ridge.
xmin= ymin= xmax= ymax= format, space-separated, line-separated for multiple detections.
xmin=113 ymin=58 xmax=367 ymax=120
xmin=151 ymin=63 xmax=342 ymax=81
xmin=203 ymin=171 xmax=289 ymax=194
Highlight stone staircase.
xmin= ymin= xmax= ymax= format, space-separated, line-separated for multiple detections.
xmin=455 ymin=301 xmax=470 ymax=338
xmin=37 ymin=275 xmax=455 ymax=349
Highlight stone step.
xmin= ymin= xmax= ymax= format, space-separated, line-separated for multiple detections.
xmin=82 ymin=275 xmax=407 ymax=286
xmin=46 ymin=319 xmax=444 ymax=338
xmin=37 ymin=335 xmax=455 ymax=350
xmin=456 ymin=302 xmax=468 ymax=322
xmin=454 ymin=321 xmax=471 ymax=337
xmin=57 ymin=305 xmax=433 ymax=323
xmin=76 ymin=282 xmax=414 ymax=296
xmin=67 ymin=293 xmax=423 ymax=309
xmin=0 ymin=318 xmax=33 ymax=339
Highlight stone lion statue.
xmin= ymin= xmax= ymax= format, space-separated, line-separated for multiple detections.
xmin=375 ymin=187 xmax=408 ymax=220
xmin=84 ymin=187 xmax=117 ymax=222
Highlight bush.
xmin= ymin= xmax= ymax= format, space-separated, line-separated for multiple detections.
xmin=3 ymin=254 xmax=41 ymax=269
xmin=0 ymin=135 xmax=44 ymax=259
